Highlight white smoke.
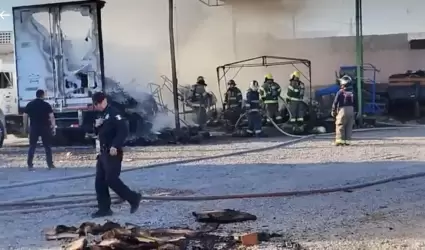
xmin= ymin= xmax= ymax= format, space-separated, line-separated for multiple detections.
xmin=118 ymin=80 xmax=178 ymax=134
xmin=151 ymin=112 xmax=176 ymax=133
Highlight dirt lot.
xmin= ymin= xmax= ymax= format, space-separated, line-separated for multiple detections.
xmin=1 ymin=128 xmax=425 ymax=249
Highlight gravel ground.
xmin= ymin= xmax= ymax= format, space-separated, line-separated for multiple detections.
xmin=1 ymin=128 xmax=425 ymax=249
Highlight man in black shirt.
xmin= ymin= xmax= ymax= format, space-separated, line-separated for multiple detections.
xmin=24 ymin=89 xmax=56 ymax=170
xmin=91 ymin=92 xmax=141 ymax=218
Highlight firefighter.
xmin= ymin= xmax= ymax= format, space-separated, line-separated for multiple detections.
xmin=190 ymin=76 xmax=209 ymax=128
xmin=223 ymin=79 xmax=243 ymax=126
xmin=286 ymin=71 xmax=305 ymax=123
xmin=246 ymin=80 xmax=263 ymax=136
xmin=260 ymin=73 xmax=282 ymax=123
xmin=331 ymin=75 xmax=355 ymax=146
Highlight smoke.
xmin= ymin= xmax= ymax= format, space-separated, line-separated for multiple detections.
xmin=10 ymin=0 xmax=425 ymax=114
xmin=110 ymin=79 xmax=179 ymax=134
xmin=151 ymin=112 xmax=176 ymax=132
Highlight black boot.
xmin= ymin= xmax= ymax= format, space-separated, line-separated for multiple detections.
xmin=130 ymin=193 xmax=142 ymax=214
xmin=256 ymin=132 xmax=267 ymax=137
xmin=28 ymin=164 xmax=34 ymax=171
xmin=91 ymin=209 xmax=113 ymax=218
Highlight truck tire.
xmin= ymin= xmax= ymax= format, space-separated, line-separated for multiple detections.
xmin=0 ymin=120 xmax=4 ymax=148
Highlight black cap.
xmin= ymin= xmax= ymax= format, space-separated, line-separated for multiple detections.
xmin=92 ymin=92 xmax=106 ymax=104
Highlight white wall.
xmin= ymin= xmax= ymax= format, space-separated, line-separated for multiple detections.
xmin=2 ymin=0 xmax=425 ymax=102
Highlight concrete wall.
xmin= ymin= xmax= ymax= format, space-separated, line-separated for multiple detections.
xmin=233 ymin=33 xmax=425 ymax=89
xmin=170 ymin=0 xmax=425 ymax=97
xmin=2 ymin=0 xmax=425 ymax=102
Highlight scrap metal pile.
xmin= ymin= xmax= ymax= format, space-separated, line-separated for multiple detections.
xmin=102 ymin=78 xmax=210 ymax=146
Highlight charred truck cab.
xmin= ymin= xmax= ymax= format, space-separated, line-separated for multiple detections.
xmin=9 ymin=0 xmax=106 ymax=145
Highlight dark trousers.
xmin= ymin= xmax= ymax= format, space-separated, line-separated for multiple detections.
xmin=224 ymin=107 xmax=242 ymax=126
xmin=27 ymin=127 xmax=53 ymax=167
xmin=95 ymin=152 xmax=139 ymax=211
xmin=247 ymin=111 xmax=262 ymax=134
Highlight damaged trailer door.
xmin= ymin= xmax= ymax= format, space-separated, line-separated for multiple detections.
xmin=12 ymin=1 xmax=105 ymax=112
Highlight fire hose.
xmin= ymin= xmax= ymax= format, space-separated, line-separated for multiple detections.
xmin=0 ymin=125 xmax=423 ymax=215
xmin=1 ymin=168 xmax=425 ymax=216
xmin=233 ymin=96 xmax=316 ymax=138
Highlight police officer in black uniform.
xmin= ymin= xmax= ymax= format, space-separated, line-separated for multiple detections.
xmin=91 ymin=92 xmax=141 ymax=218
xmin=24 ymin=89 xmax=56 ymax=170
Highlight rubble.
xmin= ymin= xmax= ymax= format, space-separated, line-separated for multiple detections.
xmin=192 ymin=209 xmax=257 ymax=224
xmin=237 ymin=233 xmax=258 ymax=246
xmin=44 ymin=210 xmax=269 ymax=249
xmin=45 ymin=221 xmax=237 ymax=250
xmin=103 ymin=77 xmax=212 ymax=147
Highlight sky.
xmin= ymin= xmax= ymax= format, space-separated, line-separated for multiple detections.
xmin=0 ymin=0 xmax=32 ymax=30
xmin=0 ymin=0 xmax=69 ymax=30
xmin=0 ymin=3 xmax=13 ymax=31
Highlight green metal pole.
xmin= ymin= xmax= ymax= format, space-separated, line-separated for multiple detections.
xmin=359 ymin=0 xmax=364 ymax=82
xmin=355 ymin=0 xmax=363 ymax=125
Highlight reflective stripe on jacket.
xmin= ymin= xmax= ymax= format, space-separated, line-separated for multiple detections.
xmin=224 ymin=87 xmax=242 ymax=109
xmin=190 ymin=83 xmax=208 ymax=106
xmin=246 ymin=89 xmax=261 ymax=112
xmin=260 ymin=81 xmax=281 ymax=104
xmin=286 ymin=79 xmax=305 ymax=100
xmin=332 ymin=89 xmax=355 ymax=111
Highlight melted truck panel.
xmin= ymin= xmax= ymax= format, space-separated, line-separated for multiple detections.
xmin=13 ymin=1 xmax=104 ymax=110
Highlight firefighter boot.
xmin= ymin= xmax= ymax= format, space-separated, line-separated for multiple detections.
xmin=333 ymin=139 xmax=345 ymax=146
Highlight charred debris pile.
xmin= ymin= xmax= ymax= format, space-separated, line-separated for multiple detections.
xmin=104 ymin=78 xmax=211 ymax=146
xmin=46 ymin=221 xmax=237 ymax=250
xmin=44 ymin=209 xmax=302 ymax=250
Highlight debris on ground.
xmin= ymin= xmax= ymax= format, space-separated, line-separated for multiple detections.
xmin=45 ymin=221 xmax=238 ymax=249
xmin=237 ymin=232 xmax=258 ymax=246
xmin=44 ymin=210 xmax=297 ymax=250
xmin=192 ymin=209 xmax=257 ymax=224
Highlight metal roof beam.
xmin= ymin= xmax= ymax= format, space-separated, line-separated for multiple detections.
xmin=197 ymin=0 xmax=225 ymax=7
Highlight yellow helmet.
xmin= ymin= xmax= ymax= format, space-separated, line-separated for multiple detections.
xmin=264 ymin=73 xmax=273 ymax=80
xmin=290 ymin=71 xmax=301 ymax=79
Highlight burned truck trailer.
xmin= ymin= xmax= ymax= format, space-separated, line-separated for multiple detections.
xmin=8 ymin=0 xmax=106 ymax=144
xmin=5 ymin=0 xmax=207 ymax=147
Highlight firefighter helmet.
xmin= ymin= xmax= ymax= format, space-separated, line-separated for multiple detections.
xmin=250 ymin=80 xmax=259 ymax=91
xmin=227 ymin=79 xmax=236 ymax=86
xmin=339 ymin=75 xmax=352 ymax=85
xmin=197 ymin=76 xmax=206 ymax=85
xmin=264 ymin=73 xmax=273 ymax=80
xmin=290 ymin=71 xmax=301 ymax=79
